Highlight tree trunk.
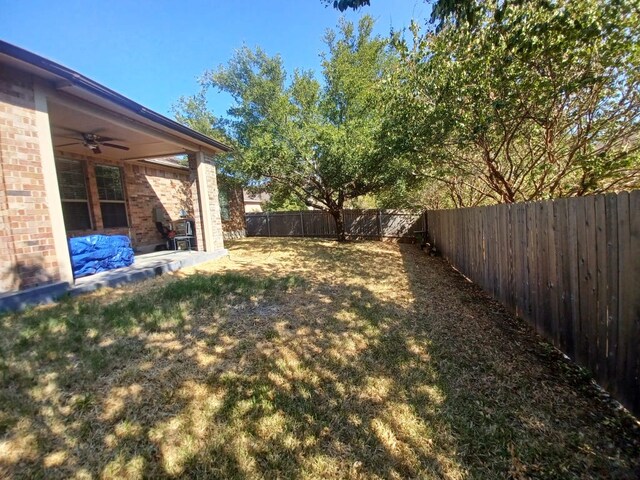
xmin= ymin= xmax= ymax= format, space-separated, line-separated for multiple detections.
xmin=330 ymin=209 xmax=347 ymax=242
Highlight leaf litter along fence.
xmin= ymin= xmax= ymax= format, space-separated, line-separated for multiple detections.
xmin=245 ymin=209 xmax=426 ymax=240
xmin=427 ymin=191 xmax=640 ymax=416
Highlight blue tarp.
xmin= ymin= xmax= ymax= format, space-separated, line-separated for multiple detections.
xmin=69 ymin=235 xmax=134 ymax=278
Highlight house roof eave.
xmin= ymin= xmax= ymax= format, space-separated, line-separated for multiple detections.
xmin=0 ymin=40 xmax=232 ymax=154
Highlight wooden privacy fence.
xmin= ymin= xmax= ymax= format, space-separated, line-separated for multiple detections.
xmin=427 ymin=191 xmax=640 ymax=415
xmin=245 ymin=209 xmax=425 ymax=239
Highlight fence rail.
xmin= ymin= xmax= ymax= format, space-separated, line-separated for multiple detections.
xmin=427 ymin=191 xmax=640 ymax=416
xmin=245 ymin=210 xmax=425 ymax=240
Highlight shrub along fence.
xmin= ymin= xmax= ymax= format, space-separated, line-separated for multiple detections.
xmin=245 ymin=210 xmax=425 ymax=240
xmin=427 ymin=191 xmax=640 ymax=416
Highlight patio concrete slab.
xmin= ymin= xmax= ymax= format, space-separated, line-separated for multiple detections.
xmin=71 ymin=249 xmax=228 ymax=295
xmin=0 ymin=249 xmax=228 ymax=311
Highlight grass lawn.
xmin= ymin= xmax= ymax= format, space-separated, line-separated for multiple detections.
xmin=1 ymin=238 xmax=639 ymax=479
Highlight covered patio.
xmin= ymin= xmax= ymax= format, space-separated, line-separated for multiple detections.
xmin=46 ymin=88 xmax=226 ymax=263
xmin=0 ymin=41 xmax=231 ymax=308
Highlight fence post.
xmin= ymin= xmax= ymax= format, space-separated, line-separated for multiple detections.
xmin=377 ymin=209 xmax=382 ymax=239
xmin=423 ymin=210 xmax=428 ymax=242
xmin=300 ymin=210 xmax=305 ymax=237
xmin=266 ymin=211 xmax=271 ymax=237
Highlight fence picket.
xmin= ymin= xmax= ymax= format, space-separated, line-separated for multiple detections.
xmin=625 ymin=190 xmax=640 ymax=412
xmin=547 ymin=200 xmax=559 ymax=347
xmin=556 ymin=199 xmax=572 ymax=354
xmin=538 ymin=201 xmax=551 ymax=337
xmin=594 ymin=195 xmax=607 ymax=381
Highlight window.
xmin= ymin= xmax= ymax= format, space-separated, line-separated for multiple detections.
xmin=95 ymin=165 xmax=128 ymax=228
xmin=218 ymin=187 xmax=230 ymax=221
xmin=56 ymin=159 xmax=92 ymax=231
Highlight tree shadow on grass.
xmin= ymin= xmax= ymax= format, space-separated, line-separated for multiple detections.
xmin=0 ymin=259 xmax=464 ymax=479
xmin=2 ymin=238 xmax=638 ymax=479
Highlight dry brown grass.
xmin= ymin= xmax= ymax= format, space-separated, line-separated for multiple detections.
xmin=1 ymin=238 xmax=639 ymax=479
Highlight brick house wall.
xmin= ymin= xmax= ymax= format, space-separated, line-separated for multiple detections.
xmin=56 ymin=153 xmax=196 ymax=250
xmin=126 ymin=162 xmax=194 ymax=246
xmin=0 ymin=67 xmax=59 ymax=291
xmin=221 ymin=185 xmax=246 ymax=240
xmin=203 ymin=153 xmax=225 ymax=251
xmin=0 ymin=64 xmax=228 ymax=294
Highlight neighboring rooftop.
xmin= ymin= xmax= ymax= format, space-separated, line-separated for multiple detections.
xmin=140 ymin=156 xmax=189 ymax=170
xmin=243 ymin=191 xmax=271 ymax=204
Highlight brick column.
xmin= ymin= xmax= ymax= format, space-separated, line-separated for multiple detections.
xmin=33 ymin=82 xmax=73 ymax=284
xmin=190 ymin=151 xmax=225 ymax=252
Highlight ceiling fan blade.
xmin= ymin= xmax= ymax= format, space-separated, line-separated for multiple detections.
xmin=55 ymin=142 xmax=82 ymax=148
xmin=101 ymin=143 xmax=130 ymax=151
xmin=92 ymin=146 xmax=102 ymax=154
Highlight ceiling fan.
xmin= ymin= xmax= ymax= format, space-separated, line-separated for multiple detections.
xmin=55 ymin=131 xmax=130 ymax=155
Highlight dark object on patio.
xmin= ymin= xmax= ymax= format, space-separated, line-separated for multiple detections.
xmin=68 ymin=234 xmax=134 ymax=278
xmin=155 ymin=221 xmax=176 ymax=250
xmin=173 ymin=219 xmax=195 ymax=250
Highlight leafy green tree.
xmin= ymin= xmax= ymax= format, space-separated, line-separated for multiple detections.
xmin=263 ymin=188 xmax=307 ymax=212
xmin=383 ymin=0 xmax=640 ymax=207
xmin=321 ymin=0 xmax=477 ymax=29
xmin=322 ymin=0 xmax=370 ymax=11
xmin=172 ymin=90 xmax=226 ymax=141
xmin=199 ymin=16 xmax=406 ymax=240
xmin=172 ymin=92 xmax=248 ymax=212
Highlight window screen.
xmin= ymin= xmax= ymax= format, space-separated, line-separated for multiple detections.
xmin=95 ymin=165 xmax=125 ymax=201
xmin=100 ymin=203 xmax=128 ymax=228
xmin=61 ymin=202 xmax=92 ymax=231
xmin=57 ymin=159 xmax=88 ymax=200
xmin=95 ymin=165 xmax=128 ymax=228
xmin=56 ymin=159 xmax=92 ymax=231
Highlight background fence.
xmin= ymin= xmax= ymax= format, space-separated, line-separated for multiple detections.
xmin=427 ymin=191 xmax=640 ymax=416
xmin=245 ymin=209 xmax=425 ymax=240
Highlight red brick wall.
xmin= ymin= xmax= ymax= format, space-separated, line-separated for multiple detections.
xmin=0 ymin=67 xmax=59 ymax=292
xmin=58 ymin=153 xmax=194 ymax=250
xmin=127 ymin=162 xmax=194 ymax=247
xmin=204 ymin=154 xmax=225 ymax=250
xmin=221 ymin=185 xmax=246 ymax=239
xmin=0 ymin=65 xmax=224 ymax=293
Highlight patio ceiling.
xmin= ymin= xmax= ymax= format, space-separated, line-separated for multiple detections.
xmin=48 ymin=100 xmax=189 ymax=161
xmin=0 ymin=40 xmax=230 ymax=163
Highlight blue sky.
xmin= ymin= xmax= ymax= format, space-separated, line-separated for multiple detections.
xmin=2 ymin=0 xmax=430 ymax=119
